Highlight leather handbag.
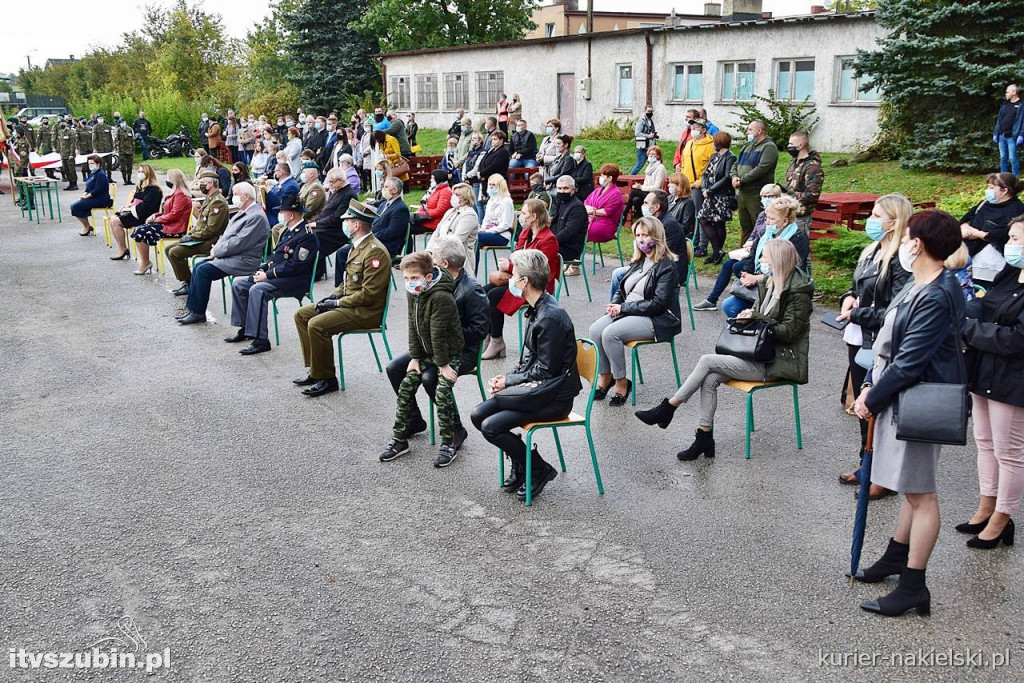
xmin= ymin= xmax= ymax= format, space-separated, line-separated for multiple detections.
xmin=391 ymin=156 xmax=410 ymax=177
xmin=715 ymin=318 xmax=775 ymax=363
xmin=492 ymin=373 xmax=567 ymax=411
xmin=730 ymin=278 xmax=757 ymax=302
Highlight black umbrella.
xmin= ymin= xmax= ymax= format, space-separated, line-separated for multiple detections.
xmin=849 ymin=416 xmax=875 ymax=587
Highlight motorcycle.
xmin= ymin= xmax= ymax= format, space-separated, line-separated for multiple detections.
xmin=148 ymin=125 xmax=196 ymax=159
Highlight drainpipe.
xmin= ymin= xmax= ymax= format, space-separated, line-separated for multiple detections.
xmin=380 ymin=60 xmax=388 ymax=106
xmin=644 ymin=30 xmax=653 ymax=108
xmin=587 ymin=37 xmax=592 ymax=79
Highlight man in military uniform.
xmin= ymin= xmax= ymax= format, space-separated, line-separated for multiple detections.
xmin=115 ymin=121 xmax=135 ymax=185
xmin=77 ymin=120 xmax=93 ymax=183
xmin=298 ymin=161 xmax=325 ymax=216
xmin=166 ymin=172 xmax=230 ymax=294
xmin=12 ymin=126 xmax=33 ymax=208
xmin=35 ymin=117 xmax=58 ymax=179
xmin=92 ymin=114 xmax=114 ymax=177
xmin=16 ymin=115 xmax=35 ymax=176
xmin=225 ymin=194 xmax=319 ymax=356
xmin=58 ymin=121 xmax=79 ymax=190
xmin=292 ymin=200 xmax=390 ymax=396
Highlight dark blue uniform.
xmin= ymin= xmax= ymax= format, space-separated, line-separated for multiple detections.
xmin=230 ymin=220 xmax=319 ymax=342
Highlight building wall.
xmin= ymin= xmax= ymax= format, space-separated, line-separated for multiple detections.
xmin=383 ymin=15 xmax=884 ymax=152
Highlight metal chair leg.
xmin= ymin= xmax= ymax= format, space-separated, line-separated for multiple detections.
xmin=745 ymin=392 xmax=754 ymax=459
xmin=552 ymin=429 xmax=567 ymax=472
xmin=792 ymin=384 xmax=803 ymax=449
xmin=586 ymin=426 xmax=604 ymax=494
xmin=368 ymin=335 xmax=382 ymax=372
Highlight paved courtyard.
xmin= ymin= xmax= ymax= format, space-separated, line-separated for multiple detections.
xmin=0 ymin=184 xmax=1021 ymax=681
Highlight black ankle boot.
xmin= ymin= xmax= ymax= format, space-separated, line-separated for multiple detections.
xmin=635 ymin=398 xmax=677 ymax=429
xmin=677 ymin=428 xmax=714 ymax=461
xmin=860 ymin=567 xmax=930 ymax=617
xmin=850 ymin=537 xmax=908 ymax=583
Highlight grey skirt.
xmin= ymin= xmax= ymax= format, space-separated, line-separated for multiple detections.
xmin=870 ymin=404 xmax=941 ymax=494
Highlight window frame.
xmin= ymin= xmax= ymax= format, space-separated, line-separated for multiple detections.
xmin=668 ymin=62 xmax=703 ymax=103
xmin=545 ymin=22 xmax=555 ymax=38
xmin=773 ymin=58 xmax=816 ymax=103
xmin=833 ymin=56 xmax=880 ymax=104
xmin=414 ymin=73 xmax=438 ymax=111
xmin=442 ymin=71 xmax=470 ymax=111
xmin=718 ymin=61 xmax=756 ymax=103
xmin=615 ymin=63 xmax=634 ymax=112
xmin=388 ymin=75 xmax=410 ymax=110
xmin=475 ymin=71 xmax=504 ymax=112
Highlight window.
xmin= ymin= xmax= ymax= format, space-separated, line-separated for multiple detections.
xmin=720 ymin=61 xmax=755 ymax=102
xmin=545 ymin=22 xmax=555 ymax=37
xmin=414 ymin=74 xmax=438 ymax=111
xmin=475 ymin=71 xmax=504 ymax=111
xmin=388 ymin=75 xmax=410 ymax=109
xmin=616 ymin=64 xmax=633 ymax=110
xmin=775 ymin=59 xmax=815 ymax=102
xmin=834 ymin=57 xmax=880 ymax=103
xmin=670 ymin=63 xmax=703 ymax=102
xmin=443 ymin=72 xmax=469 ymax=110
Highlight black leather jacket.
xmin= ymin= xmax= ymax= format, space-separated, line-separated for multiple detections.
xmin=453 ymin=269 xmax=490 ymax=372
xmin=964 ymin=265 xmax=1024 ymax=407
xmin=842 ymin=243 xmax=912 ymax=349
xmin=612 ymin=258 xmax=682 ymax=341
xmin=865 ymin=270 xmax=966 ymax=415
xmin=668 ymin=196 xmax=695 ymax=239
xmin=507 ymin=292 xmax=583 ymax=403
xmin=545 ymin=153 xmax=577 ymax=189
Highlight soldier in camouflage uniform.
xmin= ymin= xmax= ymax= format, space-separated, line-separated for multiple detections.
xmin=783 ymin=131 xmax=825 ymax=241
xmin=92 ymin=115 xmax=114 ymax=177
xmin=57 ymin=121 xmax=79 ymax=190
xmin=13 ymin=126 xmax=33 ymax=207
xmin=115 ymin=121 xmax=136 ymax=185
xmin=77 ymin=120 xmax=93 ymax=184
xmin=16 ymin=116 xmax=35 ymax=176
xmin=35 ymin=117 xmax=58 ymax=179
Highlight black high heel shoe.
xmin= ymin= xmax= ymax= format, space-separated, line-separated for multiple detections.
xmin=954 ymin=516 xmax=991 ymax=534
xmin=78 ymin=227 xmax=94 ymax=237
xmin=109 ymin=250 xmax=130 ymax=260
xmin=860 ymin=567 xmax=930 ymax=617
xmin=967 ymin=518 xmax=1014 ymax=549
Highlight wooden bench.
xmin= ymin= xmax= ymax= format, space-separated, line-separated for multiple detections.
xmin=408 ymin=155 xmax=441 ymax=190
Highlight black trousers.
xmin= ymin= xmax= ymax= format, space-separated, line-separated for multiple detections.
xmin=484 ymin=283 xmax=510 ymax=338
xmin=314 ymin=228 xmax=348 ymax=280
xmin=700 ymin=218 xmax=727 ymax=255
xmin=846 ymin=343 xmax=870 ymax=451
xmin=471 ymin=397 xmax=574 ymax=474
xmin=386 ymin=352 xmax=468 ymax=429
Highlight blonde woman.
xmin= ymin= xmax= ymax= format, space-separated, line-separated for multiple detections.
xmin=589 ymin=216 xmax=682 ymax=406
xmin=635 ymin=239 xmax=812 ymax=460
xmin=109 ymin=163 xmax=162 ymax=260
xmin=836 ymin=193 xmax=913 ymax=498
xmin=428 ymin=183 xmax=479 ymax=257
xmin=130 ymin=168 xmax=192 ymax=274
xmin=476 ymin=174 xmax=516 ymax=267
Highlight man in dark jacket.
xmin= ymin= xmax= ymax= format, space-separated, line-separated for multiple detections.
xmin=549 ymin=176 xmax=589 ymax=264
xmin=995 ymin=84 xmax=1024 ymax=175
xmin=332 ymin=177 xmax=409 ymax=285
xmin=731 ymin=120 xmax=779 ymax=244
xmin=509 ymin=120 xmax=538 ymax=168
xmin=385 ymin=110 xmax=412 ymax=158
xmin=311 ymin=167 xmax=359 ymax=280
xmin=783 ymin=131 xmax=824 ymax=238
xmin=447 ymin=109 xmax=466 ymax=137
xmin=133 ymin=110 xmax=152 ymax=160
xmin=385 ymin=236 xmax=488 ymax=456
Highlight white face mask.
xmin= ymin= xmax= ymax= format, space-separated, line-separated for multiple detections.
xmin=451 ymin=196 xmax=461 ymax=208
xmin=898 ymin=241 xmax=919 ymax=272
xmin=668 ymin=183 xmax=677 ymax=195
xmin=573 ymin=153 xmax=583 ymax=162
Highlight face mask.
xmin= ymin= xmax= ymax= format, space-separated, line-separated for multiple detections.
xmin=315 ymin=123 xmax=323 ymax=130
xmin=865 ymin=218 xmax=889 ymax=242
xmin=509 ymin=276 xmax=524 ymax=298
xmin=747 ymin=134 xmax=755 ymax=142
xmin=202 ymin=116 xmax=209 ymax=122
xmin=375 ymin=170 xmax=384 ymax=178
xmin=599 ymin=176 xmax=609 ymax=187
xmin=637 ymin=239 xmax=656 ymax=254
xmin=97 ymin=119 xmax=104 ymax=125
xmin=691 ymin=128 xmax=702 ymax=137
xmin=88 ymin=164 xmax=98 ymax=172
xmin=786 ymin=146 xmax=800 ymax=157
xmin=641 ymin=205 xmax=652 ymax=218
xmin=573 ymin=153 xmax=583 ymax=162
xmin=200 ymin=185 xmax=211 ymax=195
xmin=516 ymin=127 xmax=525 ymax=134
xmin=761 ymin=197 xmax=775 ymax=209
xmin=429 ymin=178 xmax=437 ymax=188
xmin=137 ymin=172 xmax=146 ymax=180
xmin=165 ymin=181 xmax=173 ymax=189
xmin=647 ymin=156 xmax=657 ymax=164
xmin=645 ymin=112 xmax=653 ymax=119
xmin=985 ymin=188 xmax=999 ymax=203
xmin=461 ymin=126 xmax=470 ymax=133
xmin=447 ymin=146 xmax=456 ymax=153
xmin=668 ymin=184 xmax=677 ymax=195
xmin=558 ymin=191 xmax=573 ymax=200
xmin=405 ymin=280 xmax=426 ymax=295
xmin=1005 ymin=244 xmax=1024 ymax=269
xmin=487 ymin=187 xmax=498 ymax=198
xmin=286 ymin=120 xmax=294 ymax=127
xmin=898 ymin=241 xmax=919 ymax=271
xmin=760 ymin=262 xmax=773 ymax=277
xmin=545 ymin=126 xmax=554 ymax=135
xmin=342 ymin=221 xmax=353 ymax=238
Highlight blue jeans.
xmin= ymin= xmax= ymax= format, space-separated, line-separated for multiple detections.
xmin=708 ymin=259 xmax=745 ymax=305
xmin=629 ymin=148 xmax=646 ymax=175
xmin=475 ymin=231 xmax=509 ymax=270
xmin=609 ymin=266 xmax=628 ymax=301
xmin=722 ymin=296 xmax=752 ymax=319
xmin=509 ymin=158 xmax=537 ymax=169
xmin=999 ymin=135 xmax=1021 ymax=175
xmin=186 ymin=260 xmax=230 ymax=314
xmin=139 ymin=136 xmax=149 ymax=160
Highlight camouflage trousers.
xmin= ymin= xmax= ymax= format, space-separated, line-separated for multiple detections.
xmin=61 ymin=156 xmax=76 ymax=183
xmin=393 ymin=357 xmax=460 ymax=444
xmin=120 ymin=154 xmax=133 ymax=182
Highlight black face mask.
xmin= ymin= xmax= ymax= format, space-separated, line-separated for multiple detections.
xmin=557 ymin=191 xmax=573 ymax=200
xmin=645 ymin=112 xmax=653 ymax=119
xmin=165 ymin=180 xmax=173 ymax=189
xmin=532 ymin=183 xmax=544 ymax=192
xmin=786 ymin=146 xmax=800 ymax=158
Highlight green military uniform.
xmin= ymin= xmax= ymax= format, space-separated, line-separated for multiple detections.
xmin=36 ymin=122 xmax=58 ymax=179
xmin=294 ymin=228 xmax=391 ymax=380
xmin=57 ymin=124 xmax=79 ymax=189
xmin=299 ymin=179 xmax=326 ymax=216
xmin=116 ymin=124 xmax=135 ymax=184
xmin=18 ymin=121 xmax=36 ymax=150
xmin=77 ymin=124 xmax=93 ymax=182
xmin=13 ymin=131 xmax=31 ymax=177
xmin=165 ymin=187 xmax=229 ymax=284
xmin=92 ymin=122 xmax=114 ymax=176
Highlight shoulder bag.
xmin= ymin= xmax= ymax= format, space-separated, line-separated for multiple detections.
xmin=391 ymin=156 xmax=410 ymax=177
xmin=715 ymin=317 xmax=775 ymax=363
xmin=492 ymin=372 xmax=567 ymax=412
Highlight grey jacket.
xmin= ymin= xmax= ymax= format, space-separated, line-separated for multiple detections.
xmin=210 ymin=204 xmax=271 ymax=274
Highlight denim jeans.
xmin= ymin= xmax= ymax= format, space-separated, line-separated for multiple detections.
xmin=722 ymin=295 xmax=753 ymax=318
xmin=609 ymin=266 xmax=628 ymax=301
xmin=629 ymin=148 xmax=646 ymax=175
xmin=999 ymin=135 xmax=1021 ymax=176
xmin=509 ymin=158 xmax=537 ymax=169
xmin=708 ymin=258 xmax=745 ymax=305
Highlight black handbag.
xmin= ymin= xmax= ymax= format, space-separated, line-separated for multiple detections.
xmin=492 ymin=372 xmax=567 ymax=412
xmin=715 ymin=317 xmax=775 ymax=363
xmin=894 ymin=288 xmax=970 ymax=446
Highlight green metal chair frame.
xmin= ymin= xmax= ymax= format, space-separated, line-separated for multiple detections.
xmin=588 ymin=213 xmax=626 ymax=274
xmin=334 ymin=282 xmax=394 ymax=390
xmin=497 ymin=338 xmax=605 ymax=506
xmin=626 ymin=338 xmax=682 ymax=407
xmin=390 ymin=222 xmax=414 ymax=291
xmin=724 ymin=380 xmax=803 ymax=459
xmin=478 ymin=217 xmax=522 ymax=281
xmin=560 ymin=251 xmax=591 ymax=302
xmin=271 ymin=249 xmax=319 ymax=345
xmin=428 ymin=341 xmax=488 ymax=445
xmin=681 ymin=239 xmax=696 ymax=330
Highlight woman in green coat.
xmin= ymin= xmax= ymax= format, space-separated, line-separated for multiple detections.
xmin=635 ymin=239 xmax=813 ymax=459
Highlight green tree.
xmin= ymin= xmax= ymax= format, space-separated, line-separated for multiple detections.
xmin=856 ymin=0 xmax=1024 ymax=172
xmin=730 ymin=90 xmax=820 ymax=147
xmin=355 ymin=0 xmax=536 ymax=53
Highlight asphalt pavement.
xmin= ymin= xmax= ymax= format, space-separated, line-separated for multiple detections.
xmin=0 ymin=181 xmax=1021 ymax=681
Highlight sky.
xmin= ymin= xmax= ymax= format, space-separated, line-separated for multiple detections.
xmin=2 ymin=0 xmax=819 ymax=76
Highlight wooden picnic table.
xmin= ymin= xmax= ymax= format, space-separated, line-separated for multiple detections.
xmin=814 ymin=192 xmax=880 ymax=231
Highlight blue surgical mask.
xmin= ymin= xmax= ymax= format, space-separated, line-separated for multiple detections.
xmin=545 ymin=126 xmax=554 ymax=135
xmin=88 ymin=163 xmax=98 ymax=172
xmin=487 ymin=187 xmax=498 ymax=198
xmin=405 ymin=280 xmax=425 ymax=295
xmin=641 ymin=205 xmax=652 ymax=218
xmin=375 ymin=170 xmax=384 ymax=178
xmin=1005 ymin=244 xmax=1024 ymax=269
xmin=509 ymin=276 xmax=524 ymax=298
xmin=865 ymin=218 xmax=888 ymax=241
xmin=342 ymin=221 xmax=353 ymax=238
xmin=760 ymin=197 xmax=775 ymax=209
xmin=985 ymin=188 xmax=999 ymax=203
xmin=747 ymin=134 xmax=755 ymax=142
xmin=760 ymin=262 xmax=772 ymax=276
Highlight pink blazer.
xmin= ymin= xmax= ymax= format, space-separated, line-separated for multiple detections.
xmin=584 ymin=185 xmax=625 ymax=243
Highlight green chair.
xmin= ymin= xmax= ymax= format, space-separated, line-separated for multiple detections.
xmin=334 ymin=282 xmax=394 ymax=390
xmin=271 ymin=250 xmax=319 ymax=345
xmin=588 ymin=213 xmax=626 ymax=274
xmin=390 ymin=222 xmax=413 ymax=291
xmin=560 ymin=252 xmax=591 ymax=302
xmin=478 ymin=217 xmax=521 ymax=281
xmin=497 ymin=338 xmax=605 ymax=506
xmin=626 ymin=337 xmax=682 ymax=407
xmin=681 ymin=239 xmax=696 ymax=330
xmin=428 ymin=341 xmax=488 ymax=445
xmin=724 ymin=380 xmax=803 ymax=459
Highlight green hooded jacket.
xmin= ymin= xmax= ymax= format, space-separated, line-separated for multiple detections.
xmin=750 ymin=268 xmax=814 ymax=384
xmin=407 ymin=267 xmax=464 ymax=368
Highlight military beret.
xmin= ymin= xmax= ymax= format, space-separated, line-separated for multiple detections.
xmin=301 ymin=160 xmax=319 ymax=170
xmin=199 ymin=170 xmax=220 ymax=180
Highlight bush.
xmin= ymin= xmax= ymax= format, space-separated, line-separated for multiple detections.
xmin=731 ymin=90 xmax=820 ymax=146
xmin=813 ymin=227 xmax=872 ymax=269
xmin=239 ymin=84 xmax=302 ymax=122
xmin=579 ymin=116 xmax=637 ymax=141
xmin=937 ymin=188 xmax=985 ymax=220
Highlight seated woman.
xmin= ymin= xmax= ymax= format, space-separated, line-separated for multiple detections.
xmin=626 ymin=146 xmax=667 ymax=221
xmin=231 ymin=161 xmax=251 ymax=189
xmin=589 ymin=216 xmax=681 ymax=407
xmin=694 ymin=183 xmax=783 ymax=312
xmin=666 ymin=172 xmax=695 ymax=239
xmin=200 ymin=154 xmax=232 ymax=196
xmin=481 ymin=198 xmax=560 ymax=360
xmin=585 ymin=164 xmax=625 ymax=245
xmin=130 ymin=168 xmax=192 ymax=275
xmin=476 ymin=174 xmax=516 ymax=267
xmin=717 ymin=194 xmax=808 ymax=318
xmin=109 ymin=163 xmax=163 ymax=259
xmin=471 ymin=248 xmax=583 ymax=502
xmin=635 ymin=239 xmax=812 ymax=460
xmin=428 ymin=182 xmax=479 ymax=258
xmin=70 ymin=154 xmax=113 ymax=237
xmin=373 ymin=129 xmax=409 ymax=190
xmin=959 ymin=172 xmax=1024 ymax=286
xmin=543 ymin=134 xmax=576 ymax=191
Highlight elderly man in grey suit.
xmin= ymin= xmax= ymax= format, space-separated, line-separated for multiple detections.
xmin=177 ymin=182 xmax=271 ymax=325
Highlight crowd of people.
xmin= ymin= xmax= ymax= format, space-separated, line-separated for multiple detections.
xmin=26 ymin=93 xmax=1024 ymax=620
